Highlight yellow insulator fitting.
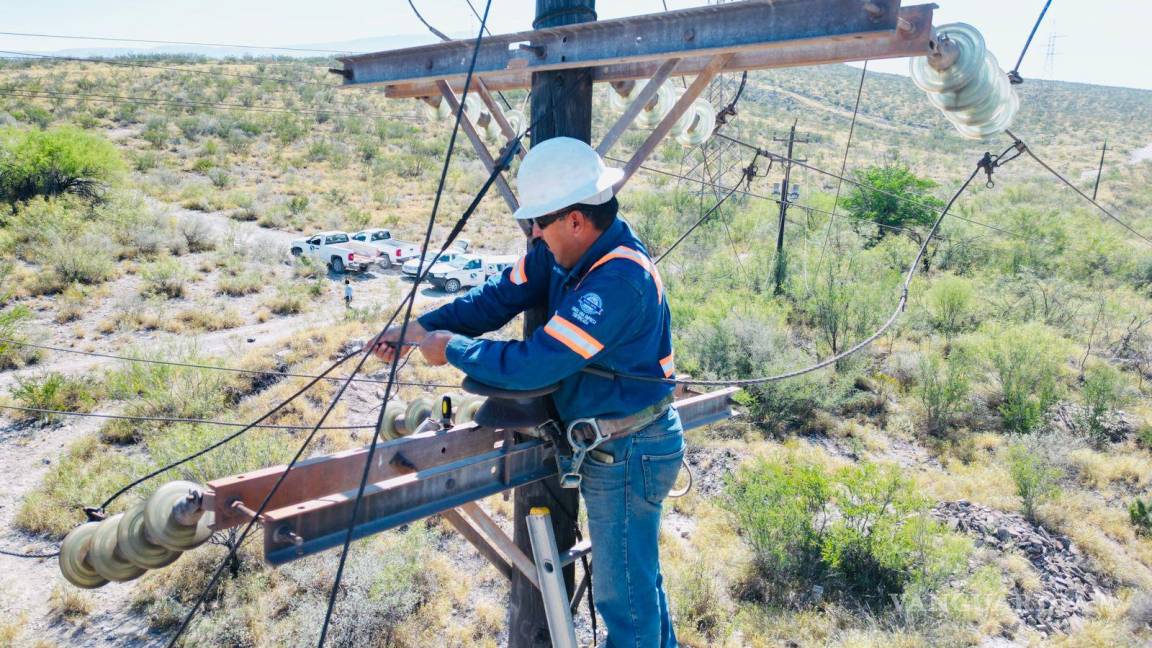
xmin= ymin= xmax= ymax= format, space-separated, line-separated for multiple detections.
xmin=910 ymin=23 xmax=1019 ymax=139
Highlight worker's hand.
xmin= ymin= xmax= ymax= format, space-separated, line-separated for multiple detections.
xmin=370 ymin=321 xmax=428 ymax=363
xmin=418 ymin=331 xmax=453 ymax=366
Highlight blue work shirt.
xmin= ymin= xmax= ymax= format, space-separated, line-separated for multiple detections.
xmin=417 ymin=218 xmax=675 ymax=423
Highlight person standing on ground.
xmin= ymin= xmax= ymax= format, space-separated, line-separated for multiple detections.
xmin=373 ymin=137 xmax=682 ymax=647
xmin=344 ymin=279 xmax=352 ymax=308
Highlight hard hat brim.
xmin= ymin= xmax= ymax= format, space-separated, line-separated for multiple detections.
xmin=513 ymin=166 xmax=624 ymax=220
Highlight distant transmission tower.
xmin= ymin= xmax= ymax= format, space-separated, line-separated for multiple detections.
xmin=677 ymin=0 xmax=745 ymax=203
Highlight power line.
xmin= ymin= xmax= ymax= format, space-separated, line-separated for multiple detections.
xmin=0 ymin=338 xmax=457 ymax=388
xmin=591 ymin=144 xmax=1021 ymax=387
xmin=0 ymin=31 xmax=363 ymax=55
xmin=713 ymin=132 xmax=1035 ymax=241
xmin=1006 ymin=130 xmax=1152 ymax=248
xmin=816 ymin=60 xmax=868 ymax=271
xmin=0 ymin=405 xmax=374 ymax=430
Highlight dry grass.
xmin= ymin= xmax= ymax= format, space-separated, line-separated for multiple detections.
xmin=48 ymin=584 xmax=93 ymax=620
xmin=1067 ymin=447 xmax=1152 ymax=490
xmin=1038 ymin=490 xmax=1152 ymax=590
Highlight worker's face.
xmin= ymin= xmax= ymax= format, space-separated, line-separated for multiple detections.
xmin=531 ymin=209 xmax=587 ymax=269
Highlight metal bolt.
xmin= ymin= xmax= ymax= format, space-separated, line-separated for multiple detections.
xmin=862 ymin=2 xmax=884 ymax=21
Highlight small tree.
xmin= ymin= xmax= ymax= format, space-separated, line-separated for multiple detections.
xmin=0 ymin=126 xmax=124 ymax=205
xmin=844 ymin=164 xmax=944 ymax=246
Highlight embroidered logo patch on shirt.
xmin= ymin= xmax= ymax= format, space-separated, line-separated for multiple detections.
xmin=571 ymin=292 xmax=603 ymax=325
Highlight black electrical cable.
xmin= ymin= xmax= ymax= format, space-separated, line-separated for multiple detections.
xmin=317 ymin=3 xmax=496 ymax=643
xmin=1008 ymin=0 xmax=1055 ymax=84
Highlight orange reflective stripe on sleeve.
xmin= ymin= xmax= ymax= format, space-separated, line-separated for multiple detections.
xmin=584 ymin=245 xmax=664 ymax=303
xmin=510 ymin=256 xmax=528 ymax=285
xmin=543 ymin=315 xmax=604 ymax=359
xmin=659 ymin=352 xmax=675 ymax=377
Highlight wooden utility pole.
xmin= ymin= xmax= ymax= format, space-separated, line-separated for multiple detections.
xmin=508 ymin=2 xmax=594 ymax=646
xmin=772 ymin=120 xmax=808 ymax=294
xmin=1092 ymin=140 xmax=1108 ymax=201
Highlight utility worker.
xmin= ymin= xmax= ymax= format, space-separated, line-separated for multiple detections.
xmin=373 ymin=137 xmax=682 ymax=647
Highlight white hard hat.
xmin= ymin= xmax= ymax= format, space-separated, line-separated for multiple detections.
xmin=512 ymin=137 xmax=624 ymax=220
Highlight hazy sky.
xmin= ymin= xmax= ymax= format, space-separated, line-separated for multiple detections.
xmin=2 ymin=0 xmax=1149 ymax=90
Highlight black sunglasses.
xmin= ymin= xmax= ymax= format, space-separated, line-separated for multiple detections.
xmin=530 ymin=208 xmax=572 ymax=230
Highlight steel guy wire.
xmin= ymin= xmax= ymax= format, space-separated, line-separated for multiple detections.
xmin=816 ymin=60 xmax=868 ymax=273
xmin=1008 ymin=0 xmax=1055 ymax=84
xmin=0 ymin=405 xmax=375 ymax=430
xmin=0 ymin=31 xmax=365 ymax=55
xmin=319 ymin=1 xmax=493 ymax=642
xmin=1004 ymin=130 xmax=1152 ymax=248
xmin=654 ymin=153 xmax=754 ymax=264
xmin=0 ymin=337 xmax=457 ymax=388
xmin=589 ymin=145 xmax=1018 ymax=388
xmin=713 ymin=131 xmax=1035 ymax=242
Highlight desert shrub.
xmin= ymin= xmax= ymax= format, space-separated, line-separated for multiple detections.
xmin=49 ymin=235 xmax=118 ymax=286
xmin=217 ymin=268 xmax=264 ymax=296
xmin=170 ymin=306 xmax=243 ymax=332
xmin=287 ymin=194 xmax=309 ymax=216
xmin=15 ymin=434 xmax=139 ymax=537
xmin=723 ymin=456 xmax=967 ymax=607
xmin=54 ymin=283 xmax=88 ymax=323
xmin=140 ymin=255 xmax=190 ymax=299
xmin=0 ymin=305 xmax=40 ymax=369
xmin=0 ymin=125 xmax=124 ymax=204
xmin=967 ymin=322 xmax=1068 ymax=434
xmin=141 ymin=117 xmax=168 ymax=148
xmin=177 ymin=216 xmax=217 ymax=253
xmin=1007 ymin=438 xmax=1062 ymax=522
xmin=1130 ymin=498 xmax=1152 ymax=538
xmin=1079 ymin=362 xmax=1130 ymax=447
xmin=915 ymin=349 xmax=972 ymax=437
xmin=265 ymin=285 xmax=306 ymax=315
xmin=11 ymin=372 xmax=101 ymax=425
xmin=924 ymin=273 xmax=977 ymax=341
xmin=843 ymin=163 xmax=944 ymax=245
xmin=101 ymin=356 xmax=233 ymax=443
xmin=49 ymin=584 xmax=92 ymax=620
xmin=797 ymin=251 xmax=896 ymax=357
xmin=132 ymin=150 xmax=159 ymax=172
xmin=207 ymin=167 xmax=231 ymax=189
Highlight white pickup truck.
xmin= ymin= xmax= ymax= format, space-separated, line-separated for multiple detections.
xmin=289 ymin=231 xmax=379 ymax=273
xmin=426 ymin=254 xmax=518 ymax=293
xmin=350 ymin=228 xmax=421 ymax=269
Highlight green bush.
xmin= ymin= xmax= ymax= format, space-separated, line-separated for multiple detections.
xmin=1130 ymin=498 xmax=1152 ymax=538
xmin=968 ymin=322 xmax=1068 ymax=434
xmin=0 ymin=305 xmax=40 ymax=369
xmin=0 ymin=126 xmax=125 ymax=205
xmin=265 ymin=285 xmax=306 ymax=315
xmin=1007 ymin=438 xmax=1062 ymax=522
xmin=0 ymin=126 xmax=124 ymax=204
xmin=217 ymin=269 xmax=264 ymax=296
xmin=11 ymin=372 xmax=102 ymax=425
xmin=1080 ymin=362 xmax=1129 ymax=446
xmin=723 ymin=456 xmax=967 ymax=607
xmin=915 ymin=350 xmax=971 ymax=437
xmin=924 ymin=274 xmax=977 ymax=341
xmin=140 ymin=255 xmax=190 ymax=299
xmin=843 ymin=163 xmax=944 ymax=245
xmin=49 ymin=235 xmax=118 ymax=286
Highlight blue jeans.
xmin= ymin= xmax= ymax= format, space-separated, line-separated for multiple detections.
xmin=579 ymin=406 xmax=684 ymax=648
